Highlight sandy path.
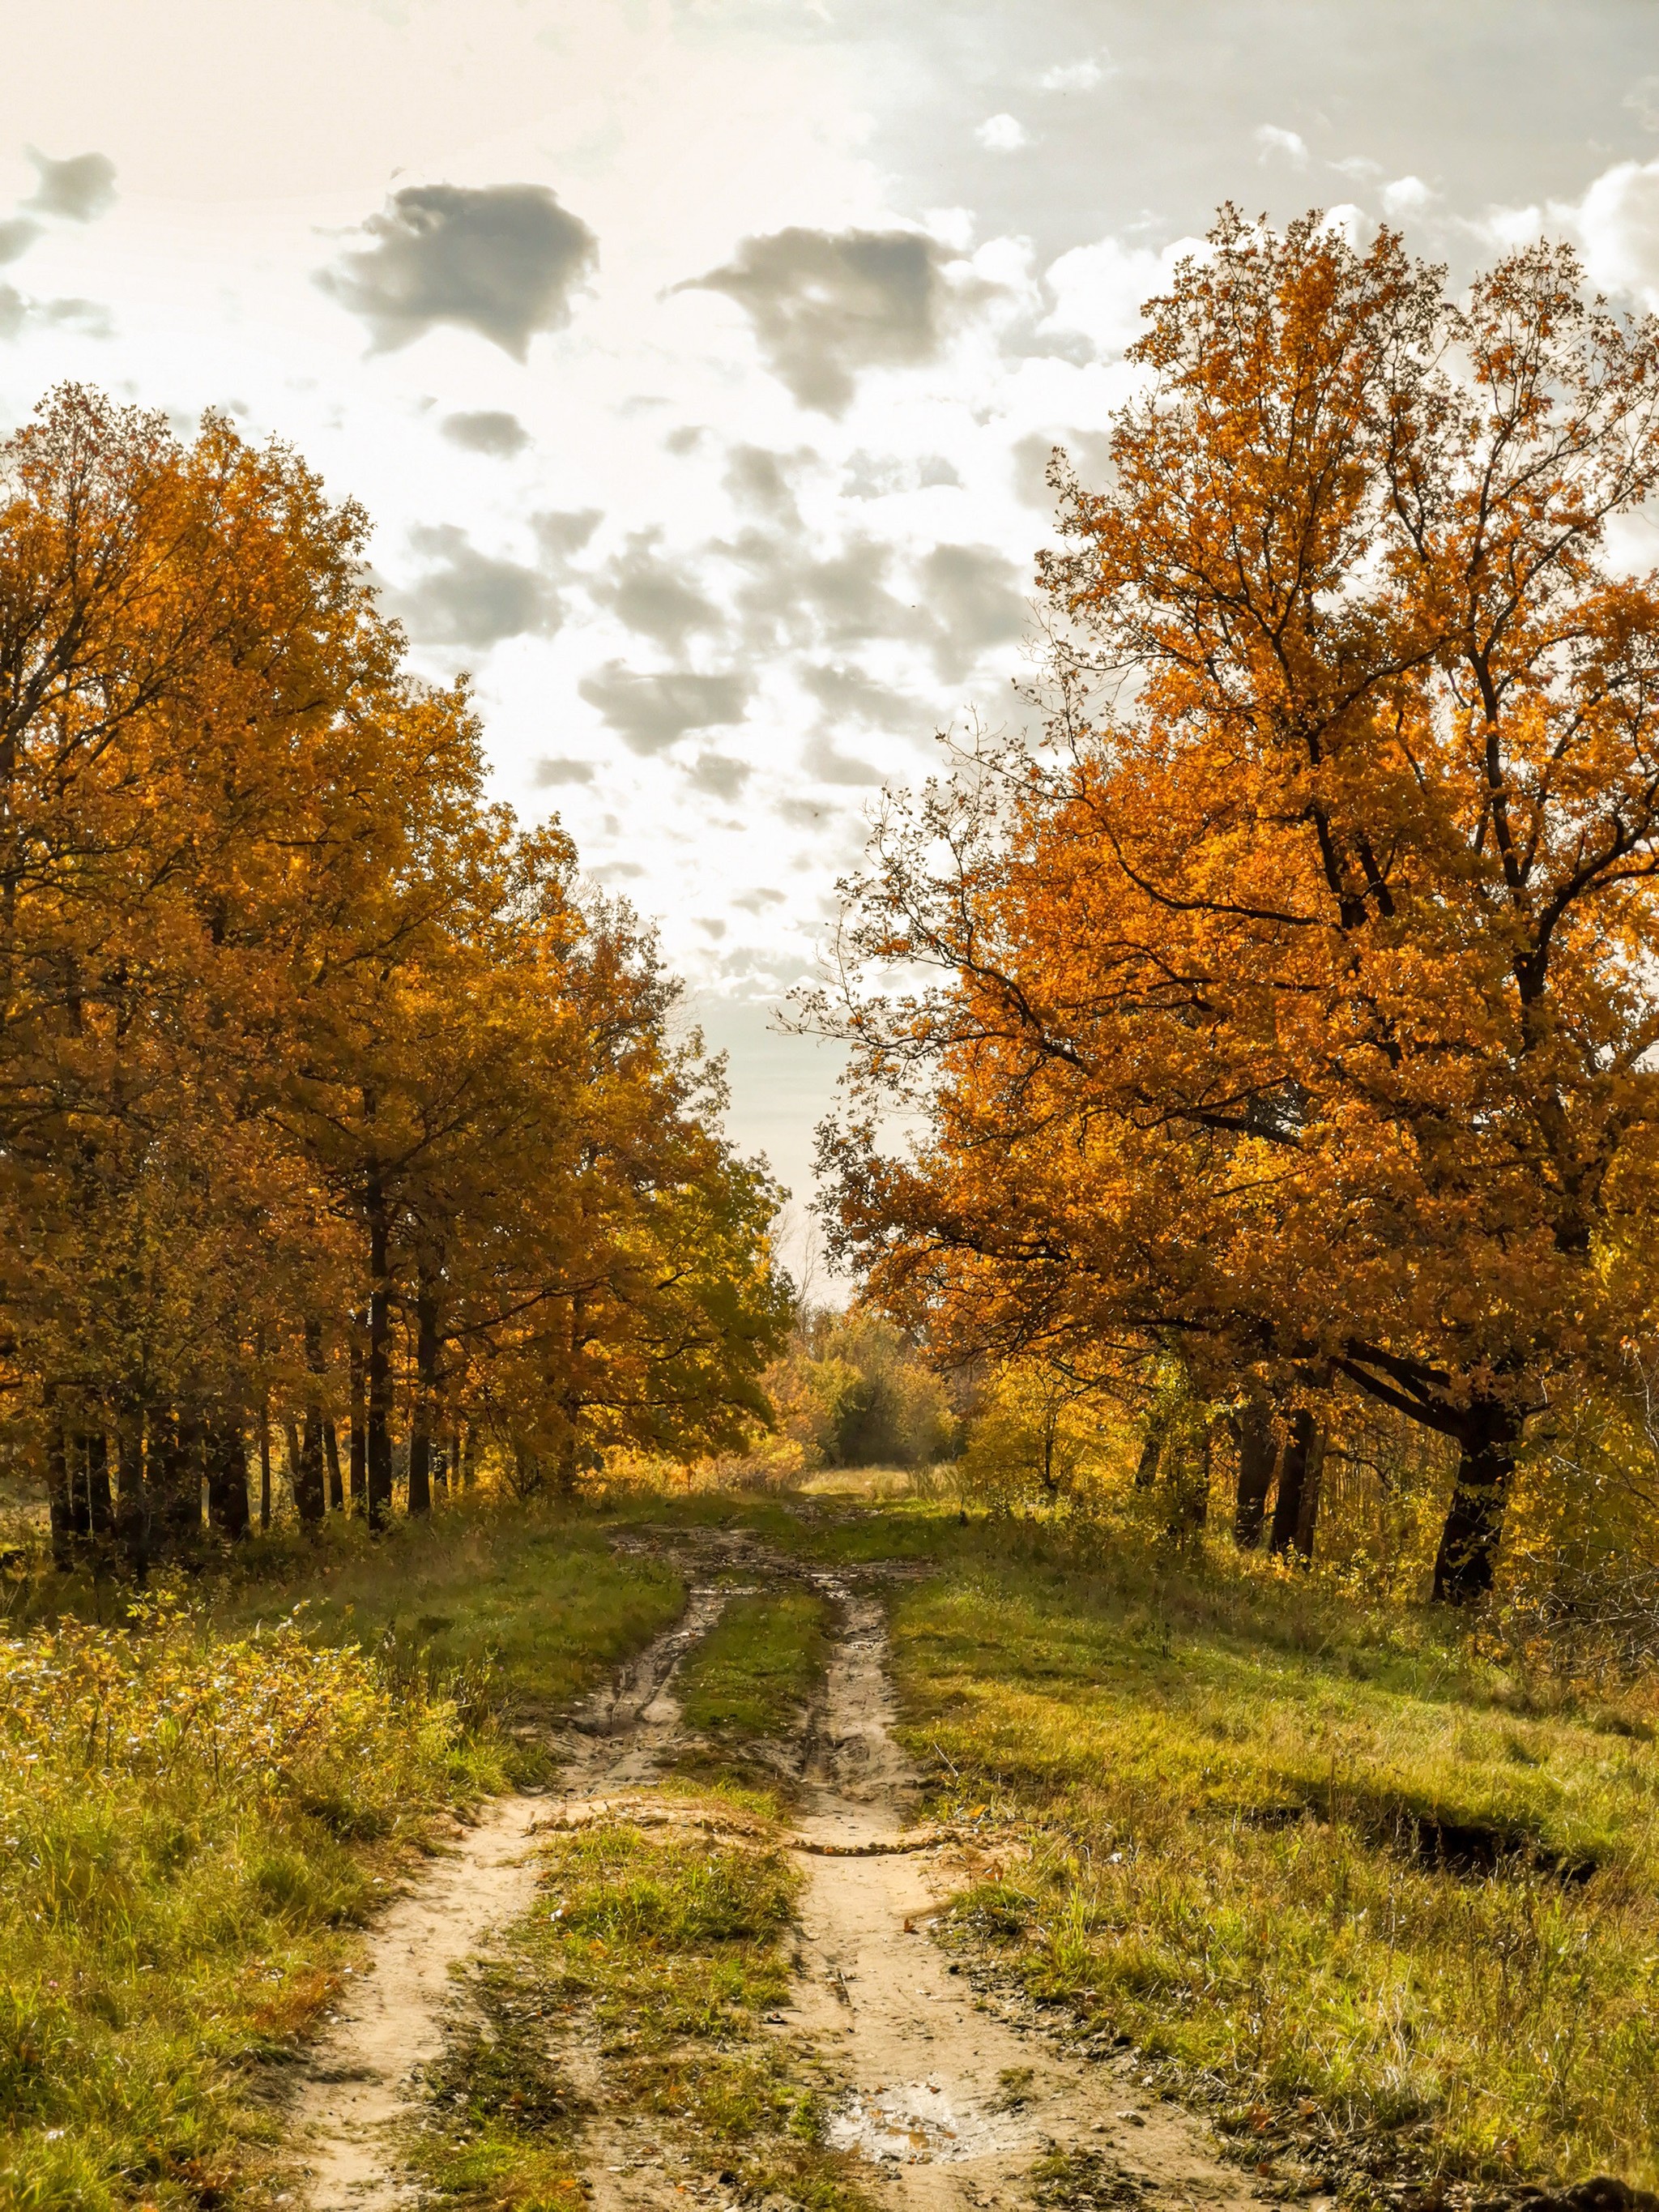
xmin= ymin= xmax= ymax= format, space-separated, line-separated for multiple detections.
xmin=289 ymin=1574 xmax=735 ymax=2212
xmin=292 ymin=1539 xmax=1273 ymax=2212
xmin=774 ymin=1569 xmax=1271 ymax=2212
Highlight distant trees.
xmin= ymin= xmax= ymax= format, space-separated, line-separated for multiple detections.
xmin=815 ymin=212 xmax=1659 ymax=1601
xmin=0 ymin=386 xmax=787 ymax=1568
xmin=766 ymin=1308 xmax=955 ymax=1472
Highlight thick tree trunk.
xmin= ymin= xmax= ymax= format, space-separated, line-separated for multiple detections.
xmin=348 ymin=1319 xmax=366 ymax=1510
xmin=407 ymin=1277 xmax=439 ymax=1518
xmin=1294 ymin=1422 xmax=1326 ymax=1562
xmin=205 ymin=1411 xmax=249 ymax=1539
xmin=1432 ymin=1403 xmax=1520 ymax=1605
xmin=258 ymin=1407 xmax=272 ymax=1533
xmin=1233 ymin=1394 xmax=1278 ymax=1548
xmin=1133 ymin=1424 xmax=1162 ymax=1488
xmin=366 ymin=1189 xmax=393 ymax=1528
xmin=323 ymin=1421 xmax=343 ymax=1511
xmin=1269 ymin=1410 xmax=1321 ymax=1560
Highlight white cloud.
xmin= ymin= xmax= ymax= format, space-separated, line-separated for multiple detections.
xmin=976 ymin=113 xmax=1028 ymax=153
xmin=1041 ymin=233 xmax=1205 ymax=357
xmin=1256 ymin=124 xmax=1310 ymax=167
xmin=1381 ymin=174 xmax=1434 ymax=219
xmin=1571 ymin=158 xmax=1659 ymax=307
xmin=1038 ymin=57 xmax=1109 ymax=93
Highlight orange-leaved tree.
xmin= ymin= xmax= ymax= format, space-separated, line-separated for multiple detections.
xmin=813 ymin=211 xmax=1659 ymax=1601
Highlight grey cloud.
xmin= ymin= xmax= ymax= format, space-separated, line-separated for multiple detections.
xmin=687 ymin=751 xmax=753 ymax=800
xmin=697 ymin=918 xmax=729 ymax=939
xmin=922 ymin=543 xmax=1027 ymax=680
xmin=0 ymin=285 xmax=113 ymax=343
xmin=532 ymin=507 xmax=603 ymax=561
xmin=801 ymin=661 xmax=919 ymax=732
xmin=25 ymin=148 xmax=116 ymax=222
xmin=533 ymin=756 xmax=596 ymax=786
xmin=723 ymin=525 xmax=922 ymax=654
xmin=591 ymin=530 xmax=723 ymax=649
xmin=441 ymin=408 xmax=531 ymax=458
xmin=680 ymin=226 xmax=956 ymax=413
xmin=844 ymin=448 xmax=961 ymax=498
xmin=1011 ymin=428 xmax=1115 ymax=508
xmin=595 ymin=861 xmax=646 ymax=882
xmin=318 ymin=182 xmax=596 ymax=359
xmin=578 ymin=664 xmax=750 ymax=755
xmin=0 ymin=220 xmax=38 ymax=265
xmin=387 ymin=523 xmax=561 ymax=647
xmin=733 ymin=887 xmax=787 ymax=912
xmin=777 ymin=796 xmax=837 ymax=828
xmin=804 ymin=730 xmax=884 ymax=786
xmin=664 ymin=425 xmax=706 ymax=455
xmin=724 ymin=443 xmax=807 ymax=522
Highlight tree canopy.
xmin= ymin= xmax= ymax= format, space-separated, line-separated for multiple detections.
xmin=813 ymin=211 xmax=1659 ymax=1600
xmin=0 ymin=385 xmax=787 ymax=1565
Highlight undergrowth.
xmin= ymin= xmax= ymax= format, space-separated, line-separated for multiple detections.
xmin=0 ymin=1505 xmax=687 ymax=2212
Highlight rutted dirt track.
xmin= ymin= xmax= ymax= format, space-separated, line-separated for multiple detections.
xmin=291 ymin=1531 xmax=1266 ymax=2212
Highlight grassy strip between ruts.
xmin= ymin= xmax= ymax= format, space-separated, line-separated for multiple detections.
xmin=405 ymin=1810 xmax=875 ymax=2212
xmin=878 ymin=1539 xmax=1659 ymax=2199
xmin=0 ymin=1508 xmax=687 ymax=2212
xmin=671 ymin=1591 xmax=832 ymax=1806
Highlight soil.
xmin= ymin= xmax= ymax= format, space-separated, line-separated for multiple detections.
xmin=290 ymin=1534 xmax=1269 ymax=2212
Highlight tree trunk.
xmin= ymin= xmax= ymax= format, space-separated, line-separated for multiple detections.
xmin=1294 ymin=1422 xmax=1327 ymax=1563
xmin=205 ymin=1410 xmax=249 ymax=1539
xmin=1432 ymin=1402 xmax=1520 ymax=1605
xmin=115 ymin=1403 xmax=148 ymax=1578
xmin=1269 ymin=1410 xmax=1320 ymax=1559
xmin=258 ymin=1407 xmax=272 ymax=1533
xmin=407 ymin=1274 xmax=439 ymax=1518
xmin=1133 ymin=1424 xmax=1162 ymax=1488
xmin=86 ymin=1428 xmax=114 ymax=1543
xmin=45 ymin=1396 xmax=74 ymax=1569
xmin=293 ymin=1408 xmax=325 ymax=1526
xmin=151 ymin=1409 xmax=203 ymax=1557
xmin=458 ymin=1422 xmax=476 ymax=1489
xmin=348 ymin=1318 xmax=366 ymax=1510
xmin=1233 ymin=1394 xmax=1277 ymax=1548
xmin=323 ymin=1421 xmax=343 ymax=1511
xmin=366 ymin=1186 xmax=393 ymax=1528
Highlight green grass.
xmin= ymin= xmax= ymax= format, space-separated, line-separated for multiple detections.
xmin=678 ymin=1591 xmax=831 ymax=1741
xmin=408 ymin=1813 xmax=874 ymax=2212
xmin=0 ymin=1505 xmax=687 ymax=2212
xmin=220 ymin=1501 xmax=686 ymax=1752
xmin=878 ymin=1538 xmax=1659 ymax=2196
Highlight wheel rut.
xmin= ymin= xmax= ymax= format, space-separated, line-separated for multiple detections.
xmin=290 ymin=1534 xmax=1269 ymax=2212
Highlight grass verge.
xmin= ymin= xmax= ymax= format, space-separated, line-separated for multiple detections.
xmin=1 ymin=1506 xmax=687 ymax=2212
xmin=407 ymin=1811 xmax=874 ymax=2212
xmin=881 ymin=1539 xmax=1659 ymax=2197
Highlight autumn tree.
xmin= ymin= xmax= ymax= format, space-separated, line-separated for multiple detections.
xmin=0 ymin=386 xmax=787 ymax=1561
xmin=814 ymin=212 xmax=1659 ymax=1602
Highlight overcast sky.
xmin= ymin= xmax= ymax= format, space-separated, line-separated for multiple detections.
xmin=5 ymin=0 xmax=1659 ymax=1239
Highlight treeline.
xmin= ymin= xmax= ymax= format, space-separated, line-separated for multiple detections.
xmin=817 ymin=216 xmax=1659 ymax=1605
xmin=2 ymin=388 xmax=787 ymax=1571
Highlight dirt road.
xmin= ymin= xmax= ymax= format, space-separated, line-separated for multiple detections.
xmin=292 ymin=1536 xmax=1267 ymax=2212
